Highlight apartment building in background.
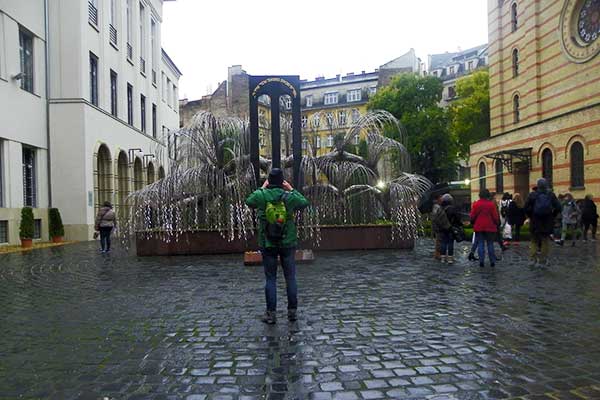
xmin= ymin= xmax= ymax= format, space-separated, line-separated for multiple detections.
xmin=0 ymin=0 xmax=181 ymax=245
xmin=179 ymin=49 xmax=423 ymax=159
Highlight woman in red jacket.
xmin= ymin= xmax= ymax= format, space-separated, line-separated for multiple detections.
xmin=470 ymin=189 xmax=500 ymax=267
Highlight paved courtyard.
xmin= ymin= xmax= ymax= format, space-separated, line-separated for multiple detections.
xmin=1 ymin=240 xmax=600 ymax=400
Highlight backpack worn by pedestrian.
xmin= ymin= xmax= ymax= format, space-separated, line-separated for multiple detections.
xmin=264 ymin=191 xmax=289 ymax=242
xmin=533 ymin=192 xmax=553 ymax=217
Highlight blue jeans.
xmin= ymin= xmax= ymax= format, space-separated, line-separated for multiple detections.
xmin=440 ymin=230 xmax=454 ymax=256
xmin=476 ymin=232 xmax=496 ymax=265
xmin=261 ymin=247 xmax=298 ymax=312
xmin=99 ymin=227 xmax=113 ymax=251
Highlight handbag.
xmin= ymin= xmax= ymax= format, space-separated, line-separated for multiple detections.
xmin=451 ymin=225 xmax=466 ymax=243
xmin=93 ymin=231 xmax=99 ymax=239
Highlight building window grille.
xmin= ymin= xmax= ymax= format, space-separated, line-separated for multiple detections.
xmin=570 ymin=142 xmax=585 ymax=188
xmin=140 ymin=94 xmax=146 ymax=133
xmin=152 ymin=103 xmax=157 ymax=138
xmin=353 ymin=134 xmax=360 ymax=145
xmin=513 ymin=94 xmax=520 ymax=123
xmin=22 ymin=148 xmax=36 ymax=207
xmin=0 ymin=221 xmax=7 ymax=243
xmin=110 ymin=70 xmax=118 ymax=117
xmin=347 ymin=89 xmax=361 ymax=102
xmin=542 ymin=148 xmax=553 ymax=188
xmin=126 ymin=0 xmax=132 ymax=57
xmin=352 ymin=109 xmax=360 ymax=123
xmin=327 ymin=135 xmax=333 ymax=147
xmin=316 ymin=136 xmax=321 ymax=149
xmin=301 ymin=115 xmax=307 ymax=128
xmin=449 ymin=66 xmax=455 ymax=75
xmin=19 ymin=28 xmax=34 ymax=93
xmin=109 ymin=24 xmax=118 ymax=46
xmin=325 ymin=112 xmax=334 ymax=127
xmin=127 ymin=84 xmax=133 ymax=125
xmin=368 ymin=86 xmax=377 ymax=96
xmin=495 ymin=160 xmax=504 ymax=193
xmin=512 ymin=49 xmax=519 ymax=77
xmin=139 ymin=3 xmax=145 ymax=74
xmin=33 ymin=219 xmax=42 ymax=239
xmin=90 ymin=53 xmax=98 ymax=105
xmin=306 ymin=96 xmax=313 ymax=107
xmin=302 ymin=138 xmax=308 ymax=150
xmin=339 ymin=111 xmax=347 ymax=126
xmin=468 ymin=60 xmax=474 ymax=70
xmin=88 ymin=0 xmax=98 ymax=26
xmin=324 ymin=92 xmax=338 ymax=105
xmin=479 ymin=162 xmax=486 ymax=191
xmin=312 ymin=114 xmax=320 ymax=128
xmin=448 ymin=86 xmax=456 ymax=99
xmin=511 ymin=2 xmax=518 ymax=32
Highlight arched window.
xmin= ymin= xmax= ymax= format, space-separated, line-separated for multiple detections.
xmin=541 ymin=148 xmax=553 ymax=187
xmin=133 ymin=157 xmax=144 ymax=191
xmin=511 ymin=2 xmax=518 ymax=32
xmin=117 ymin=151 xmax=129 ymax=214
xmin=513 ymin=94 xmax=520 ymax=123
xmin=495 ymin=160 xmax=504 ymax=193
xmin=158 ymin=166 xmax=165 ymax=179
xmin=146 ymin=162 xmax=155 ymax=185
xmin=479 ymin=162 xmax=487 ymax=191
xmin=97 ymin=144 xmax=112 ymax=207
xmin=570 ymin=142 xmax=585 ymax=188
xmin=512 ymin=49 xmax=519 ymax=77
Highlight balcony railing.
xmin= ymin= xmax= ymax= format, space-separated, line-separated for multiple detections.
xmin=152 ymin=69 xmax=157 ymax=85
xmin=127 ymin=43 xmax=133 ymax=60
xmin=109 ymin=25 xmax=117 ymax=46
xmin=140 ymin=57 xmax=146 ymax=75
xmin=88 ymin=2 xmax=98 ymax=26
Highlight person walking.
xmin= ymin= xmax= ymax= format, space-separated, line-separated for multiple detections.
xmin=431 ymin=194 xmax=443 ymax=260
xmin=559 ymin=193 xmax=581 ymax=247
xmin=581 ymin=194 xmax=598 ymax=241
xmin=524 ymin=178 xmax=562 ymax=267
xmin=245 ymin=168 xmax=309 ymax=325
xmin=470 ymin=189 xmax=500 ymax=268
xmin=507 ymin=193 xmax=527 ymax=242
xmin=95 ymin=201 xmax=117 ymax=253
xmin=433 ymin=194 xmax=461 ymax=265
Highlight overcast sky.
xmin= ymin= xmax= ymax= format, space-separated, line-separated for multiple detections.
xmin=161 ymin=0 xmax=488 ymax=100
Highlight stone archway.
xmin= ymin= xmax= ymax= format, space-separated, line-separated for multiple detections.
xmin=96 ymin=144 xmax=113 ymax=208
xmin=133 ymin=157 xmax=144 ymax=191
xmin=146 ymin=162 xmax=155 ymax=185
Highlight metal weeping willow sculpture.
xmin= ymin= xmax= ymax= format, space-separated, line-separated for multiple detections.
xmin=122 ymin=109 xmax=432 ymax=246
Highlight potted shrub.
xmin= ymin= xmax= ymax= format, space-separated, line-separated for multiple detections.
xmin=49 ymin=208 xmax=65 ymax=243
xmin=19 ymin=207 xmax=34 ymax=248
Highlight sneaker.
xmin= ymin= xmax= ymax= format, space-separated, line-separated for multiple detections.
xmin=447 ymin=256 xmax=454 ymax=265
xmin=261 ymin=311 xmax=276 ymax=325
xmin=441 ymin=256 xmax=447 ymax=264
xmin=287 ymin=309 xmax=298 ymax=322
xmin=468 ymin=253 xmax=476 ymax=261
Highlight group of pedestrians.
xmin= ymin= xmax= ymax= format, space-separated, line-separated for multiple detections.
xmin=431 ymin=177 xmax=599 ymax=268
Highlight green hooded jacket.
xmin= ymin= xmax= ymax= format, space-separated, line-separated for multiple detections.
xmin=245 ymin=187 xmax=309 ymax=248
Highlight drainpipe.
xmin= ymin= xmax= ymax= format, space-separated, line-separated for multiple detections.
xmin=44 ymin=0 xmax=52 ymax=208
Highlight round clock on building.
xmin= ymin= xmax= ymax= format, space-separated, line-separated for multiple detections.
xmin=560 ymin=0 xmax=600 ymax=63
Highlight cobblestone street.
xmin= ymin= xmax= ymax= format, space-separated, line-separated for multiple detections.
xmin=1 ymin=240 xmax=600 ymax=400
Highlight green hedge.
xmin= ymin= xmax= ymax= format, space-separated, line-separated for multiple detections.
xmin=49 ymin=208 xmax=65 ymax=237
xmin=19 ymin=207 xmax=34 ymax=239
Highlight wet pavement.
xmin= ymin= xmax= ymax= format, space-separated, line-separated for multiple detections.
xmin=1 ymin=240 xmax=600 ymax=400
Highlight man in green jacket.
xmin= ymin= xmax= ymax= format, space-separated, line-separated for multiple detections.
xmin=246 ymin=168 xmax=309 ymax=324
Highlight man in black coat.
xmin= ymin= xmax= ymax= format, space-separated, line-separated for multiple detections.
xmin=524 ymin=178 xmax=562 ymax=266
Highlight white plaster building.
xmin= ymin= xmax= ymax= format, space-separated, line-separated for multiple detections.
xmin=0 ymin=0 xmax=181 ymax=245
